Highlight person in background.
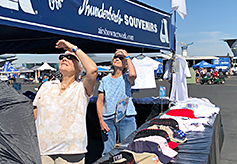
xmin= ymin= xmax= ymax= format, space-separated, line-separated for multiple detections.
xmin=195 ymin=69 xmax=200 ymax=83
xmin=209 ymin=68 xmax=214 ymax=77
xmin=219 ymin=69 xmax=224 ymax=78
xmin=96 ymin=49 xmax=137 ymax=156
xmin=213 ymin=69 xmax=219 ymax=80
xmin=229 ymin=69 xmax=234 ymax=77
xmin=8 ymin=74 xmax=12 ymax=84
xmin=49 ymin=72 xmax=56 ymax=81
xmin=33 ymin=39 xmax=97 ymax=164
xmin=224 ymin=68 xmax=229 ymax=78
xmin=42 ymin=75 xmax=48 ymax=83
xmin=199 ymin=68 xmax=204 ymax=78
xmin=11 ymin=73 xmax=16 ymax=83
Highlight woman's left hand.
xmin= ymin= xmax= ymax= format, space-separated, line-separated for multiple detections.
xmin=55 ymin=39 xmax=74 ymax=52
xmin=116 ymin=49 xmax=128 ymax=58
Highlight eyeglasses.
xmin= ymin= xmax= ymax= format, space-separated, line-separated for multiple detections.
xmin=114 ymin=56 xmax=124 ymax=60
xmin=59 ymin=54 xmax=79 ymax=61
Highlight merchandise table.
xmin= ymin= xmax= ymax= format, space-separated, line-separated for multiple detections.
xmin=85 ymin=96 xmax=171 ymax=164
xmin=93 ymin=108 xmax=224 ymax=164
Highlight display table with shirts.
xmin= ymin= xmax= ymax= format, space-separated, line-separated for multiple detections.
xmin=85 ymin=96 xmax=171 ymax=164
xmin=92 ymin=102 xmax=224 ymax=164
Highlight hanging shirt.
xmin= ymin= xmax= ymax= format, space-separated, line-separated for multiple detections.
xmin=132 ymin=56 xmax=160 ymax=89
xmin=164 ymin=57 xmax=191 ymax=101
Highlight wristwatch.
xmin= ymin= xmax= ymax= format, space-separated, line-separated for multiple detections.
xmin=72 ymin=46 xmax=80 ymax=53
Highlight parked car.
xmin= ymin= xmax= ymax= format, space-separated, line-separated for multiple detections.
xmin=0 ymin=75 xmax=10 ymax=84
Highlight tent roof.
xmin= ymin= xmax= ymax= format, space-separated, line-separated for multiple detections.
xmin=17 ymin=66 xmax=34 ymax=73
xmin=0 ymin=25 xmax=160 ymax=54
xmin=192 ymin=60 xmax=215 ymax=69
xmin=0 ymin=0 xmax=172 ymax=55
xmin=31 ymin=66 xmax=40 ymax=71
xmin=37 ymin=62 xmax=56 ymax=71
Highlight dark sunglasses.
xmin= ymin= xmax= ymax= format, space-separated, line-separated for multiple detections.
xmin=59 ymin=54 xmax=79 ymax=61
xmin=114 ymin=56 xmax=124 ymax=60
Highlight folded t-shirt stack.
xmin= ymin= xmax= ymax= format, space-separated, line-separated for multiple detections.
xmin=123 ymin=118 xmax=187 ymax=164
xmin=99 ymin=118 xmax=186 ymax=164
xmin=160 ymin=97 xmax=220 ymax=132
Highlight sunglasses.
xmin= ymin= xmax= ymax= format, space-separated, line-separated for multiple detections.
xmin=59 ymin=54 xmax=79 ymax=61
xmin=114 ymin=56 xmax=124 ymax=60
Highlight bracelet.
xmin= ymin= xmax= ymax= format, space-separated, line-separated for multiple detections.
xmin=126 ymin=56 xmax=131 ymax=59
xmin=72 ymin=46 xmax=80 ymax=53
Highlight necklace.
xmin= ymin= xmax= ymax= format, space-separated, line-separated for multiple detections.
xmin=60 ymin=81 xmax=74 ymax=91
xmin=61 ymin=86 xmax=66 ymax=90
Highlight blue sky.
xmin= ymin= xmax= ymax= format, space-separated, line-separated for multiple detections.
xmin=13 ymin=0 xmax=235 ymax=67
xmin=140 ymin=0 xmax=235 ymax=57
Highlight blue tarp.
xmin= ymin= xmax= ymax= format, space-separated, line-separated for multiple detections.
xmin=192 ymin=60 xmax=215 ymax=69
xmin=0 ymin=0 xmax=171 ymax=54
xmin=97 ymin=67 xmax=109 ymax=72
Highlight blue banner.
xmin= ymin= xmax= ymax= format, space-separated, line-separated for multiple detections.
xmin=0 ymin=0 xmax=171 ymax=51
xmin=155 ymin=58 xmax=163 ymax=74
xmin=3 ymin=61 xmax=9 ymax=72
xmin=213 ymin=57 xmax=230 ymax=70
xmin=171 ymin=24 xmax=176 ymax=52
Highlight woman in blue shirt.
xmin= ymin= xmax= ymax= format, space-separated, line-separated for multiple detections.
xmin=96 ymin=49 xmax=137 ymax=156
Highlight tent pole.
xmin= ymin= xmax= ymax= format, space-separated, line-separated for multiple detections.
xmin=169 ymin=11 xmax=176 ymax=97
xmin=35 ymin=70 xmax=39 ymax=83
xmin=172 ymin=11 xmax=177 ymax=72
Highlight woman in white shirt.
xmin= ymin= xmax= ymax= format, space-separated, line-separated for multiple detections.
xmin=33 ymin=39 xmax=97 ymax=164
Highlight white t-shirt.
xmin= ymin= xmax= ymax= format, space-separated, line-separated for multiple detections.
xmin=132 ymin=56 xmax=160 ymax=89
xmin=161 ymin=97 xmax=219 ymax=132
xmin=164 ymin=57 xmax=191 ymax=101
xmin=160 ymin=114 xmax=206 ymax=132
xmin=171 ymin=97 xmax=220 ymax=118
xmin=33 ymin=80 xmax=89 ymax=156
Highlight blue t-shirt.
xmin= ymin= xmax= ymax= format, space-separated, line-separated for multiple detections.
xmin=98 ymin=73 xmax=137 ymax=120
xmin=42 ymin=78 xmax=48 ymax=83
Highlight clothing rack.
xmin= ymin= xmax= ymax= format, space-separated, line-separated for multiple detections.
xmin=134 ymin=53 xmax=146 ymax=59
xmin=131 ymin=47 xmax=146 ymax=59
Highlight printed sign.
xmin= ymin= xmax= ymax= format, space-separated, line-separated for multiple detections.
xmin=213 ymin=57 xmax=230 ymax=70
xmin=159 ymin=86 xmax=166 ymax=98
xmin=114 ymin=97 xmax=129 ymax=123
xmin=0 ymin=0 xmax=171 ymax=51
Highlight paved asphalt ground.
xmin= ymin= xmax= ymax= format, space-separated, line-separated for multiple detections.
xmin=19 ymin=76 xmax=237 ymax=164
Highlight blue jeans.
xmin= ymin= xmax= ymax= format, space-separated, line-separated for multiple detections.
xmin=101 ymin=116 xmax=137 ymax=156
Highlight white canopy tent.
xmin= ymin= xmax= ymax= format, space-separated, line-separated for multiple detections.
xmin=33 ymin=62 xmax=56 ymax=83
xmin=37 ymin=62 xmax=56 ymax=71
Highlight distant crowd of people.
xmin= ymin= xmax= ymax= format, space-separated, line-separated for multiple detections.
xmin=195 ymin=67 xmax=233 ymax=83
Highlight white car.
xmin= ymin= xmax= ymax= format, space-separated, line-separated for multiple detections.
xmin=0 ymin=75 xmax=9 ymax=82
